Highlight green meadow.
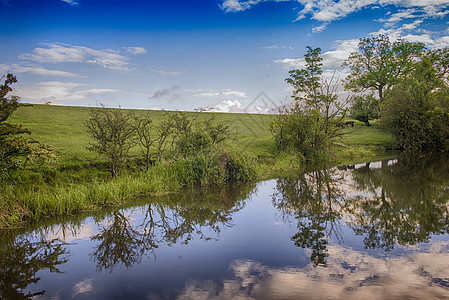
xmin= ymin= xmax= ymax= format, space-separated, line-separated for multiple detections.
xmin=10 ymin=104 xmax=277 ymax=161
xmin=1 ymin=104 xmax=394 ymax=228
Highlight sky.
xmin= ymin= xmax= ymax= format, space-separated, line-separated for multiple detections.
xmin=1 ymin=0 xmax=449 ymax=112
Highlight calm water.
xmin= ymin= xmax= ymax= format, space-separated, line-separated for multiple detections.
xmin=2 ymin=154 xmax=449 ymax=299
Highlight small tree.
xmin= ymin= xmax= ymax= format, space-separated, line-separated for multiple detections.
xmin=350 ymin=94 xmax=379 ymax=126
xmin=273 ymin=47 xmax=347 ymax=160
xmin=85 ymin=106 xmax=136 ymax=177
xmin=154 ymin=116 xmax=175 ymax=162
xmin=134 ymin=112 xmax=156 ymax=171
xmin=0 ymin=73 xmax=53 ymax=173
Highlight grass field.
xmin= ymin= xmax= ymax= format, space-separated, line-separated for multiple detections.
xmin=1 ymin=104 xmax=395 ymax=228
xmin=11 ymin=104 xmax=277 ymax=162
xmin=11 ymin=104 xmax=393 ymax=162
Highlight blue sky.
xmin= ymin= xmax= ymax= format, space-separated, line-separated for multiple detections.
xmin=1 ymin=0 xmax=449 ymax=112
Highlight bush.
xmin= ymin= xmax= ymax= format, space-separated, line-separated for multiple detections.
xmin=381 ymin=83 xmax=449 ymax=152
xmin=350 ymin=94 xmax=379 ymax=126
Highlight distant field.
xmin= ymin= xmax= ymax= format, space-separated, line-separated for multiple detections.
xmin=11 ymin=104 xmax=395 ymax=164
xmin=11 ymin=104 xmax=278 ymax=162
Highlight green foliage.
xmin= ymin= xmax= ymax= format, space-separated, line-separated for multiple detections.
xmin=133 ymin=112 xmax=155 ymax=171
xmin=0 ymin=73 xmax=54 ymax=174
xmin=344 ymin=35 xmax=425 ymax=100
xmin=381 ymin=58 xmax=449 ymax=151
xmin=85 ymin=106 xmax=136 ymax=177
xmin=273 ymin=47 xmax=347 ymax=161
xmin=350 ymin=94 xmax=379 ymax=126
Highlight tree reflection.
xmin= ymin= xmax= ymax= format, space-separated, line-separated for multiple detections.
xmin=90 ymin=183 xmax=254 ymax=272
xmin=348 ymin=154 xmax=449 ymax=251
xmin=272 ymin=168 xmax=345 ymax=267
xmin=273 ymin=154 xmax=449 ymax=266
xmin=0 ymin=230 xmax=68 ymax=299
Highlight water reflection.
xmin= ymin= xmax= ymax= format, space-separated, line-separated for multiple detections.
xmin=89 ymin=183 xmax=254 ymax=272
xmin=348 ymin=155 xmax=449 ymax=251
xmin=272 ymin=168 xmax=346 ymax=266
xmin=178 ymin=242 xmax=449 ymax=299
xmin=2 ymin=154 xmax=449 ymax=298
xmin=0 ymin=230 xmax=68 ymax=299
xmin=273 ymin=154 xmax=449 ymax=266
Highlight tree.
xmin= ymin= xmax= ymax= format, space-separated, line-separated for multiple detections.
xmin=0 ymin=233 xmax=68 ymax=299
xmin=134 ymin=112 xmax=156 ymax=171
xmin=272 ymin=47 xmax=347 ymax=160
xmin=85 ymin=105 xmax=136 ymax=177
xmin=350 ymin=94 xmax=379 ymax=126
xmin=380 ymin=57 xmax=449 ymax=151
xmin=0 ymin=73 xmax=53 ymax=174
xmin=344 ymin=35 xmax=425 ymax=101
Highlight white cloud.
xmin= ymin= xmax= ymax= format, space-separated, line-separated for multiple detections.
xmin=148 ymin=68 xmax=183 ymax=76
xmin=434 ymin=35 xmax=449 ymax=48
xmin=401 ymin=33 xmax=434 ymax=44
xmin=61 ymin=0 xmax=79 ymax=5
xmin=203 ymin=99 xmax=243 ymax=112
xmin=13 ymin=65 xmax=84 ymax=78
xmin=312 ymin=23 xmax=328 ymax=33
xmin=17 ymin=81 xmax=119 ymax=102
xmin=222 ymin=0 xmax=449 ymax=34
xmin=296 ymin=0 xmax=449 ymax=23
xmin=220 ymin=0 xmax=292 ymax=13
xmin=19 ymin=43 xmax=132 ymax=71
xmin=260 ymin=45 xmax=293 ymax=50
xmin=0 ymin=64 xmax=10 ymax=73
xmin=193 ymin=88 xmax=247 ymax=98
xmin=72 ymin=279 xmax=93 ymax=297
xmin=378 ymin=8 xmax=418 ymax=24
xmin=275 ymin=38 xmax=359 ymax=69
xmin=220 ymin=0 xmax=262 ymax=13
xmin=124 ymin=46 xmax=147 ymax=55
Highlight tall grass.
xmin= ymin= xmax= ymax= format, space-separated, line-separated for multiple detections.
xmin=0 ymin=148 xmax=258 ymax=228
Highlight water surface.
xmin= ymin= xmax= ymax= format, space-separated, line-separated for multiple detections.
xmin=2 ymin=154 xmax=449 ymax=299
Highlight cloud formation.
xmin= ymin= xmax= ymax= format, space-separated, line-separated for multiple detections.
xmin=124 ymin=47 xmax=147 ymax=55
xmin=149 ymin=85 xmax=181 ymax=102
xmin=19 ymin=43 xmax=133 ymax=71
xmin=148 ymin=68 xmax=183 ymax=76
xmin=275 ymin=38 xmax=359 ymax=69
xmin=203 ymin=99 xmax=243 ymax=112
xmin=18 ymin=81 xmax=119 ymax=102
xmin=61 ymin=0 xmax=79 ymax=5
xmin=12 ymin=65 xmax=84 ymax=78
xmin=221 ymin=0 xmax=449 ymax=33
xmin=192 ymin=88 xmax=247 ymax=98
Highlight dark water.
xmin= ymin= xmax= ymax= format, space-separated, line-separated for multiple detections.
xmin=2 ymin=154 xmax=449 ymax=299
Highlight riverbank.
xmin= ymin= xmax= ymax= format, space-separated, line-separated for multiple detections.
xmin=0 ymin=105 xmax=395 ymax=228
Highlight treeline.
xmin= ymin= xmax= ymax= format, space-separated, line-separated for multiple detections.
xmin=272 ymin=35 xmax=449 ymax=160
xmin=83 ymin=106 xmax=255 ymax=183
xmin=85 ymin=106 xmax=232 ymax=178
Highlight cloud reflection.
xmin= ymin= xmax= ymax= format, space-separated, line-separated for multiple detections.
xmin=177 ymin=242 xmax=449 ymax=299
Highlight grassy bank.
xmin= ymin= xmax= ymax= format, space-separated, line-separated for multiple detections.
xmin=1 ymin=104 xmax=394 ymax=228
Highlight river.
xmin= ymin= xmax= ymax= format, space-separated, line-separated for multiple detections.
xmin=2 ymin=154 xmax=449 ymax=299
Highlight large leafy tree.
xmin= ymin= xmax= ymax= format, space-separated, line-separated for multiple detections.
xmin=344 ymin=35 xmax=425 ymax=100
